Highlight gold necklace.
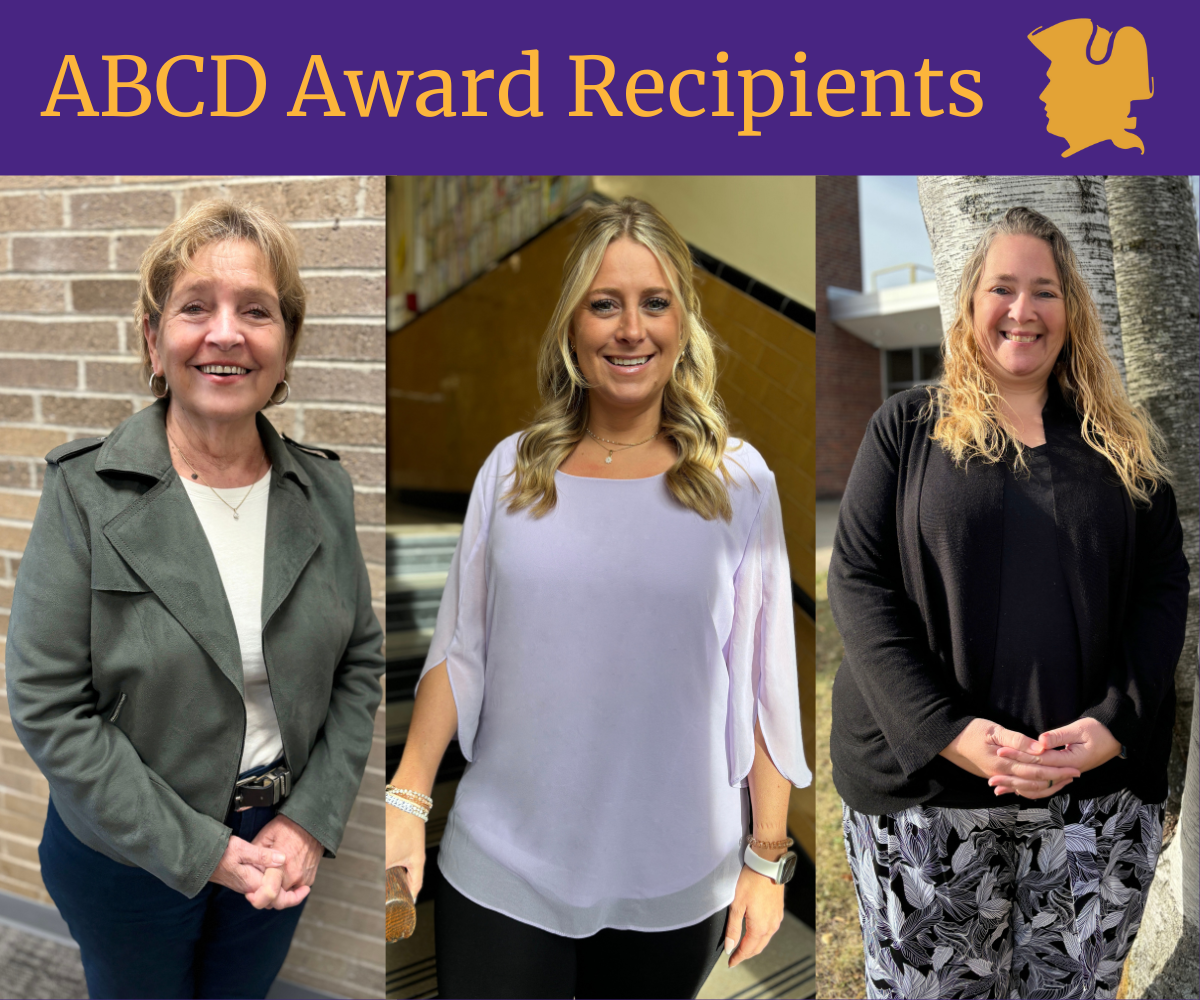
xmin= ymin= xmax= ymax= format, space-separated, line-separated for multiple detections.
xmin=170 ymin=436 xmax=266 ymax=520
xmin=585 ymin=427 xmax=660 ymax=464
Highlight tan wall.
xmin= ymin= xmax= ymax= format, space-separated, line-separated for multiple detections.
xmin=0 ymin=176 xmax=386 ymax=999
xmin=592 ymin=176 xmax=816 ymax=311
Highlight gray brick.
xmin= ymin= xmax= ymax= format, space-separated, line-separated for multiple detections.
xmin=70 ymin=190 xmax=176 ymax=229
xmin=0 ymin=177 xmax=114 ymax=190
xmin=298 ymin=324 xmax=384 ymax=362
xmin=0 ymin=278 xmax=66 ymax=313
xmin=40 ymin=395 xmax=135 ymax=428
xmin=114 ymin=233 xmax=155 ymax=272
xmin=0 ymin=320 xmax=119 ymax=353
xmin=0 ymin=462 xmax=34 ymax=489
xmin=290 ymin=366 xmax=384 ymax=405
xmin=71 ymin=279 xmax=138 ymax=315
xmin=84 ymin=360 xmax=145 ymax=394
xmin=303 ymin=276 xmax=385 ymax=317
xmin=0 ymin=194 xmax=63 ymax=233
xmin=183 ymin=178 xmax=359 ymax=223
xmin=12 ymin=236 xmax=109 ymax=273
xmin=295 ymin=225 xmax=384 ymax=269
xmin=363 ymin=177 xmax=385 ymax=219
xmin=305 ymin=408 xmax=383 ymax=446
xmin=352 ymin=490 xmax=384 ymax=526
xmin=261 ymin=404 xmax=296 ymax=440
xmin=0 ymin=395 xmax=34 ymax=421
xmin=0 ymin=359 xmax=77 ymax=390
xmin=337 ymin=449 xmax=384 ymax=488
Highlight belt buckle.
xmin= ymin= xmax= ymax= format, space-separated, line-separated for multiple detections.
xmin=233 ymin=764 xmax=291 ymax=809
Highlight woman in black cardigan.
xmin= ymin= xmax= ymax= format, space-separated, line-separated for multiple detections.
xmin=828 ymin=207 xmax=1188 ymax=1000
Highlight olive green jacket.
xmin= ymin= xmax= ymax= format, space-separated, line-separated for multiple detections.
xmin=5 ymin=400 xmax=383 ymax=898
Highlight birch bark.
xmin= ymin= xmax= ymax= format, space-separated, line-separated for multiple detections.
xmin=1105 ymin=174 xmax=1199 ymax=814
xmin=1110 ymin=175 xmax=1199 ymax=1000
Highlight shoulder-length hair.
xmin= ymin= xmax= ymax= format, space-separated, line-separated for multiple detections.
xmin=925 ymin=206 xmax=1168 ymax=504
xmin=134 ymin=199 xmax=306 ymax=405
xmin=503 ymin=197 xmax=733 ymax=520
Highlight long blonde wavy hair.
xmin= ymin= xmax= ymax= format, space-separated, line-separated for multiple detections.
xmin=925 ymin=206 xmax=1168 ymax=504
xmin=503 ymin=198 xmax=733 ymax=520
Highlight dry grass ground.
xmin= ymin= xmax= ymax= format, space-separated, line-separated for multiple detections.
xmin=814 ymin=572 xmax=867 ymax=1000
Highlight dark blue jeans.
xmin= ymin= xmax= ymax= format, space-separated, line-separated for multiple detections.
xmin=40 ymin=773 xmax=307 ymax=999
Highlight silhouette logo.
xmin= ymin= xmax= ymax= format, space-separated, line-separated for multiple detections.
xmin=1029 ymin=19 xmax=1153 ymax=157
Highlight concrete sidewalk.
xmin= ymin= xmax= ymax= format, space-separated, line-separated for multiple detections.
xmin=0 ymin=922 xmax=87 ymax=1000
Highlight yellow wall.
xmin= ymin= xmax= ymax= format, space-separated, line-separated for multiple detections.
xmin=694 ymin=269 xmax=815 ymax=596
xmin=593 ymin=176 xmax=815 ymax=310
xmin=387 ymin=212 xmax=582 ymax=490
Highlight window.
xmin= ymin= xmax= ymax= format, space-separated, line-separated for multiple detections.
xmin=885 ymin=344 xmax=943 ymax=397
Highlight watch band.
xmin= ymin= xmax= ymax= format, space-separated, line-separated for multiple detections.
xmin=743 ymin=845 xmax=797 ymax=885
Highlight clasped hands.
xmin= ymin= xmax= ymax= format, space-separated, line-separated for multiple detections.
xmin=210 ymin=814 xmax=323 ymax=910
xmin=941 ymin=716 xmax=1121 ymax=800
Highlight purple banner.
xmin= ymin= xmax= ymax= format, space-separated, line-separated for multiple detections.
xmin=1 ymin=0 xmax=1193 ymax=174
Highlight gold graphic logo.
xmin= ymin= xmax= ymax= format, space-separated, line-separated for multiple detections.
xmin=1029 ymin=19 xmax=1153 ymax=157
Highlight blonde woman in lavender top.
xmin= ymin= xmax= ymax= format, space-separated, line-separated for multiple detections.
xmin=385 ymin=199 xmax=810 ymax=999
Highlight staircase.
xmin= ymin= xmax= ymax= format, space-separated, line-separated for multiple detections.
xmin=386 ymin=523 xmax=462 ymax=700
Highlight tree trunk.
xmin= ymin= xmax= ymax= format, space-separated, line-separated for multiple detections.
xmin=1105 ymin=175 xmax=1200 ymax=816
xmin=1108 ymin=176 xmax=1200 ymax=1000
xmin=1125 ymin=681 xmax=1199 ymax=999
xmin=917 ymin=176 xmax=1124 ymax=380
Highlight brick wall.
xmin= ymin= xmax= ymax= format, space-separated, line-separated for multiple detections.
xmin=0 ymin=176 xmax=385 ymax=999
xmin=815 ymin=176 xmax=880 ymax=499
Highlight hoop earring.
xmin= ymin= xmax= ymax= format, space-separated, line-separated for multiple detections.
xmin=149 ymin=372 xmax=169 ymax=399
xmin=270 ymin=380 xmax=291 ymax=406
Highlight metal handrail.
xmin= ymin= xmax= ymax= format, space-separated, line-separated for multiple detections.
xmin=871 ymin=262 xmax=935 ymax=290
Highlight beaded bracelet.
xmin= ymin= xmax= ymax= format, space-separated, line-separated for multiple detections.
xmin=386 ymin=785 xmax=433 ymax=808
xmin=748 ymin=836 xmax=794 ymax=852
xmin=386 ymin=792 xmax=429 ymax=822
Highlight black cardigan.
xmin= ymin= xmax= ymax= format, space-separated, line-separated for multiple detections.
xmin=828 ymin=385 xmax=1189 ymax=815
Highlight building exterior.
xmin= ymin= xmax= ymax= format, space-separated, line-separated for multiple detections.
xmin=815 ymin=177 xmax=943 ymax=499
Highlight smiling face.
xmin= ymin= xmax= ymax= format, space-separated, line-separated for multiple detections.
xmin=571 ymin=237 xmax=683 ymax=418
xmin=972 ymin=233 xmax=1067 ymax=389
xmin=146 ymin=239 xmax=288 ymax=431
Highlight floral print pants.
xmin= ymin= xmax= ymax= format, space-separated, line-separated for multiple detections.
xmin=842 ymin=790 xmax=1163 ymax=999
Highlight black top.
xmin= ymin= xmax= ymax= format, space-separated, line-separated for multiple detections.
xmin=828 ymin=385 xmax=1189 ymax=814
xmin=989 ymin=445 xmax=1083 ymax=735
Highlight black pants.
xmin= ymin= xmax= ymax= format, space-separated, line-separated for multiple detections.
xmin=435 ymin=877 xmax=727 ymax=999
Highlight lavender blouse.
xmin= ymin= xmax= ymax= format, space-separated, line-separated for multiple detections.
xmin=418 ymin=434 xmax=810 ymax=936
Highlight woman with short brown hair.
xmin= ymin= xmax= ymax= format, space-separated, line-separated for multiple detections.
xmin=6 ymin=199 xmax=383 ymax=998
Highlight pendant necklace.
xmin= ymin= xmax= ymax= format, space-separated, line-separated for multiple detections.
xmin=170 ymin=435 xmax=266 ymax=520
xmin=585 ymin=427 xmax=660 ymax=464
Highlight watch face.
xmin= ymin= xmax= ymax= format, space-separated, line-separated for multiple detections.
xmin=780 ymin=852 xmax=798 ymax=884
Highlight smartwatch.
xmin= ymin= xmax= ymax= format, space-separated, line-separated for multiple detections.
xmin=744 ymin=845 xmax=798 ymax=885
